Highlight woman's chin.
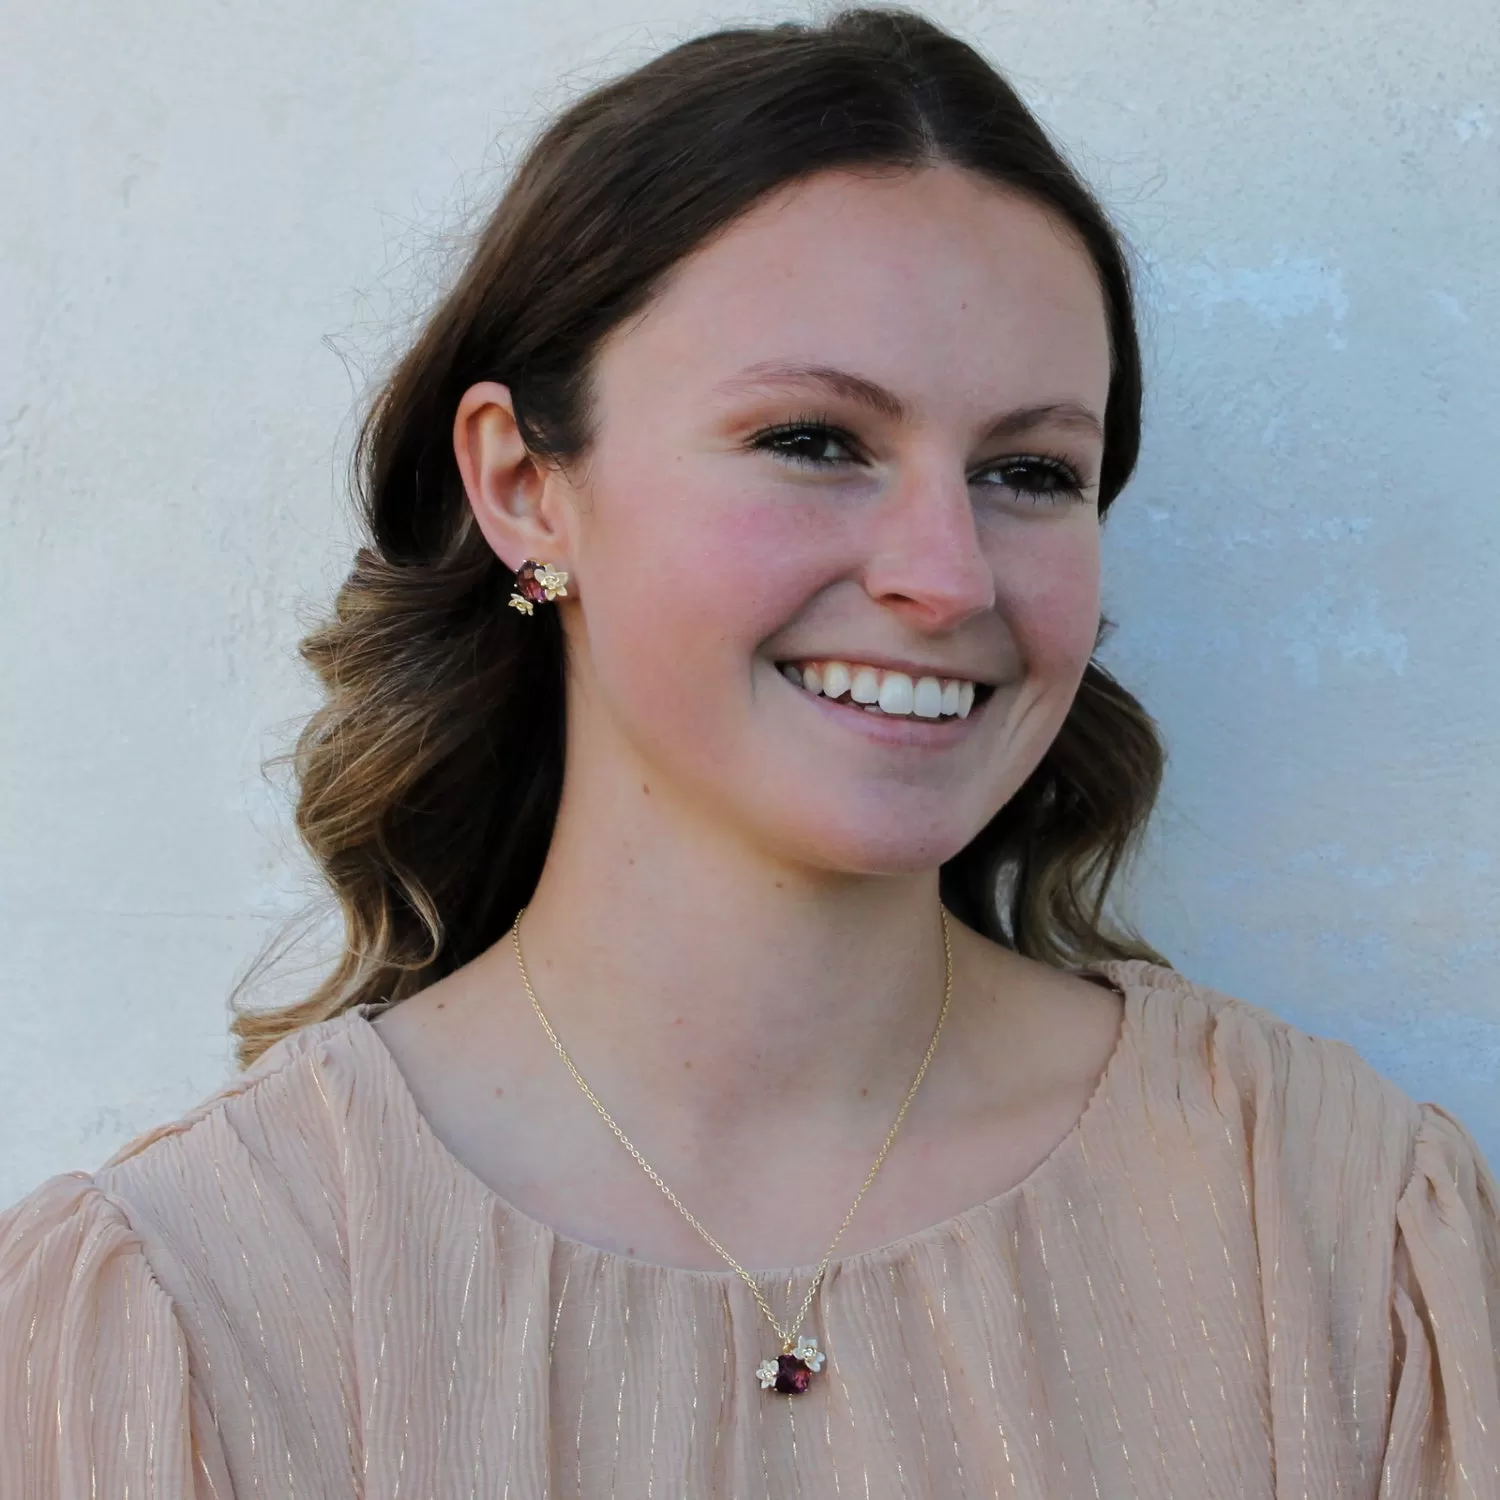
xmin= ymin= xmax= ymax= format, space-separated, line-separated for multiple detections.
xmin=773 ymin=814 xmax=983 ymax=880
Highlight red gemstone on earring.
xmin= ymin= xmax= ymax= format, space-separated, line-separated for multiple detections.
xmin=775 ymin=1354 xmax=814 ymax=1394
xmin=512 ymin=561 xmax=551 ymax=605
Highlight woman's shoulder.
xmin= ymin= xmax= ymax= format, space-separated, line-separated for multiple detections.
xmin=1 ymin=1007 xmax=374 ymax=1323
xmin=0 ymin=1011 xmax=379 ymax=1495
xmin=1098 ymin=956 xmax=1425 ymax=1132
xmin=1096 ymin=957 xmax=1498 ymax=1231
xmin=101 ymin=1006 xmax=365 ymax=1195
xmin=1098 ymin=958 xmax=1500 ymax=1460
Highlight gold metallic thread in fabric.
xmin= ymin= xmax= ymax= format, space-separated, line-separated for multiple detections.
xmin=1 ymin=962 xmax=1498 ymax=1495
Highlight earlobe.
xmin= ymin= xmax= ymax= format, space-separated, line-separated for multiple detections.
xmin=452 ymin=380 xmax=568 ymax=572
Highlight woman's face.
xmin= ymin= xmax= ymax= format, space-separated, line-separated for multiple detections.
xmin=553 ymin=163 xmax=1112 ymax=875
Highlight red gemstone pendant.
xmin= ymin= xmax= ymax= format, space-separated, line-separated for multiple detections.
xmin=774 ymin=1354 xmax=814 ymax=1394
xmin=756 ymin=1335 xmax=826 ymax=1394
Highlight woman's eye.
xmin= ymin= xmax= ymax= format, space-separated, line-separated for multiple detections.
xmin=751 ymin=422 xmax=858 ymax=468
xmin=978 ymin=456 xmax=1088 ymax=504
xmin=750 ymin=423 xmax=1089 ymax=503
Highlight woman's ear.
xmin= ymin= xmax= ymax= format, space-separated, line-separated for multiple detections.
xmin=453 ymin=381 xmax=573 ymax=572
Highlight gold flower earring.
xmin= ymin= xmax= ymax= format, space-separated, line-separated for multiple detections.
xmin=508 ymin=560 xmax=570 ymax=615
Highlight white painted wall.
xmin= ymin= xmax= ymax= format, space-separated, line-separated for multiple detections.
xmin=3 ymin=0 xmax=1496 ymax=1204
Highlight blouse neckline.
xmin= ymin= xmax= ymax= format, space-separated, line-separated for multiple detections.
xmin=340 ymin=960 xmax=1150 ymax=1284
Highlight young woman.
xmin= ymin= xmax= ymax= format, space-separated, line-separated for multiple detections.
xmin=3 ymin=9 xmax=1496 ymax=1497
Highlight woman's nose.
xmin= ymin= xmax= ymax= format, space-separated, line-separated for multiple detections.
xmin=860 ymin=470 xmax=996 ymax=631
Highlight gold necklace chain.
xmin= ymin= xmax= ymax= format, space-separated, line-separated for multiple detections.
xmin=509 ymin=906 xmax=953 ymax=1357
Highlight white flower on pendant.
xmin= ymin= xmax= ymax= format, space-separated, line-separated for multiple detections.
xmin=792 ymin=1335 xmax=825 ymax=1371
xmin=755 ymin=1359 xmax=780 ymax=1390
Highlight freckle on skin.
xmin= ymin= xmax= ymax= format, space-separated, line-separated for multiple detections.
xmin=436 ymin=1001 xmax=445 ymax=1009
xmin=641 ymin=782 xmax=650 ymax=795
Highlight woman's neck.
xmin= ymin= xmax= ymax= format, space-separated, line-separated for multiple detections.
xmin=502 ymin=761 xmax=955 ymax=1153
xmin=375 ymin=751 xmax=1120 ymax=1272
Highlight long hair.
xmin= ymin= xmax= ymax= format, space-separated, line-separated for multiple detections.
xmin=232 ymin=7 xmax=1168 ymax=1068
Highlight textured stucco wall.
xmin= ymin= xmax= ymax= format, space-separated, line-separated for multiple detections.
xmin=3 ymin=0 xmax=1496 ymax=1204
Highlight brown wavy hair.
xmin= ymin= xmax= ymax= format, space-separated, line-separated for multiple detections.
xmin=231 ymin=6 xmax=1169 ymax=1069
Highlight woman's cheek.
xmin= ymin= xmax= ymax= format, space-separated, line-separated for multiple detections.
xmin=992 ymin=518 xmax=1101 ymax=680
xmin=578 ymin=492 xmax=821 ymax=744
xmin=633 ymin=482 xmax=845 ymax=642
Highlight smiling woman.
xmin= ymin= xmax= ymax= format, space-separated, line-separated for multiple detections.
xmin=2 ymin=8 xmax=1497 ymax=1498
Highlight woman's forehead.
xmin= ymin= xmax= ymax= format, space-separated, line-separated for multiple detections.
xmin=595 ymin=166 xmax=1111 ymax=427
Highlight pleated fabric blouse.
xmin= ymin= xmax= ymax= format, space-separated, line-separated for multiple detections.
xmin=3 ymin=959 xmax=1499 ymax=1498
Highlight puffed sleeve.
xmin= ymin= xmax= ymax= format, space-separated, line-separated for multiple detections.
xmin=1381 ymin=1102 xmax=1500 ymax=1497
xmin=0 ymin=1171 xmax=230 ymax=1498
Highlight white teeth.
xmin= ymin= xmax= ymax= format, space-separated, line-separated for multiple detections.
xmin=782 ymin=657 xmax=980 ymax=721
xmin=913 ymin=677 xmax=943 ymax=718
xmin=877 ymin=672 xmax=915 ymax=715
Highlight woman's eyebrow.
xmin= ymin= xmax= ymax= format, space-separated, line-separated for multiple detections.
xmin=711 ymin=360 xmax=1103 ymax=442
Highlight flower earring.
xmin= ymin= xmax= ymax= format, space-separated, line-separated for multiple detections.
xmin=508 ymin=560 xmax=570 ymax=615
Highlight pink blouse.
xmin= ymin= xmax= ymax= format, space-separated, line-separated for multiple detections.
xmin=2 ymin=959 xmax=1497 ymax=1497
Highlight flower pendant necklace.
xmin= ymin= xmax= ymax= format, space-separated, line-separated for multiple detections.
xmin=510 ymin=905 xmax=953 ymax=1395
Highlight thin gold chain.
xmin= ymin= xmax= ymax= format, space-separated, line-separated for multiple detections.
xmin=510 ymin=906 xmax=953 ymax=1351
